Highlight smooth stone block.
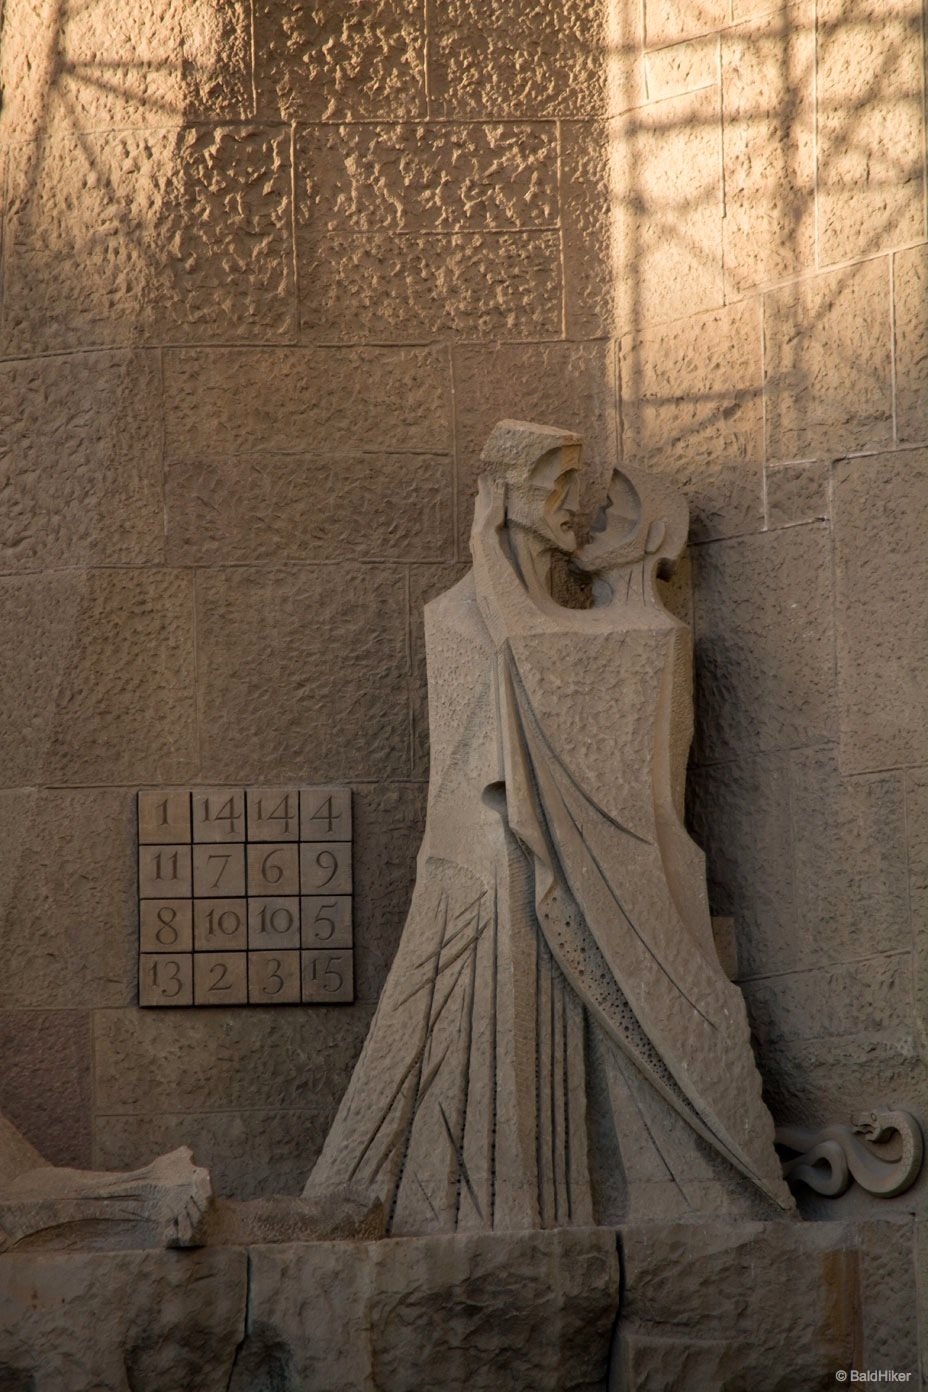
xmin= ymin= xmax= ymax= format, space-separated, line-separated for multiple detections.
xmin=248 ymin=950 xmax=301 ymax=1006
xmin=248 ymin=843 xmax=299 ymax=897
xmin=138 ymin=845 xmax=192 ymax=900
xmin=249 ymin=898 xmax=301 ymax=951
xmin=301 ymin=842 xmax=352 ymax=896
xmin=138 ymin=790 xmax=191 ymax=846
xmin=139 ymin=901 xmax=193 ymax=954
xmin=138 ymin=954 xmax=193 ymax=1008
xmin=301 ymin=950 xmax=354 ymax=1004
xmin=301 ymin=896 xmax=352 ymax=950
xmin=247 ymin=788 xmax=300 ymax=842
xmin=193 ymin=844 xmax=246 ymax=898
xmin=195 ymin=953 xmax=248 ymax=1007
xmin=299 ymin=787 xmax=352 ymax=843
xmin=192 ymin=789 xmax=246 ymax=843
xmin=194 ymin=899 xmax=248 ymax=953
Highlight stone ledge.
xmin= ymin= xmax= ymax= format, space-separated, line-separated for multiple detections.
xmin=0 ymin=1220 xmax=919 ymax=1390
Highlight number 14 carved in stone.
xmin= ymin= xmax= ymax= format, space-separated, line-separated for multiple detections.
xmin=137 ymin=786 xmax=354 ymax=1008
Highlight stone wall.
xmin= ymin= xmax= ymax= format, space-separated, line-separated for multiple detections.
xmin=607 ymin=0 xmax=928 ymax=1362
xmin=0 ymin=0 xmax=613 ymax=1195
xmin=0 ymin=0 xmax=926 ymax=1299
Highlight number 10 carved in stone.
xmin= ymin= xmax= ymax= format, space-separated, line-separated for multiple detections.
xmin=137 ymin=786 xmax=354 ymax=1007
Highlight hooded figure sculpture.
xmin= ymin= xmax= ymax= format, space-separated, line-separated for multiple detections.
xmin=305 ymin=421 xmax=793 ymax=1231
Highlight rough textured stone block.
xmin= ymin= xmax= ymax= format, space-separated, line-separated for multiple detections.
xmin=352 ymin=782 xmax=427 ymax=1002
xmin=297 ymin=123 xmax=558 ymax=232
xmin=689 ymin=747 xmax=908 ymax=979
xmin=560 ymin=121 xmax=614 ymax=338
xmin=428 ymin=0 xmax=608 ymax=118
xmin=607 ymin=0 xmax=647 ymax=116
xmin=93 ymin=1109 xmax=327 ymax=1200
xmin=254 ymin=0 xmax=426 ymax=120
xmin=692 ymin=524 xmax=835 ymax=762
xmin=0 ymin=570 xmax=196 ymax=786
xmin=164 ymin=345 xmax=451 ymax=457
xmin=644 ymin=0 xmax=728 ymax=46
xmin=231 ymin=1229 xmax=619 ymax=1391
xmin=688 ymin=753 xmax=798 ymax=979
xmin=166 ymin=451 xmax=453 ymax=565
xmin=616 ymin=1221 xmax=917 ymax=1388
xmin=834 ymin=447 xmax=928 ymax=772
xmin=195 ymin=565 xmax=409 ymax=781
xmin=452 ymin=342 xmax=616 ymax=550
xmin=2 ymin=126 xmax=295 ymax=354
xmin=894 ymin=243 xmax=928 ymax=445
xmin=620 ymin=300 xmax=763 ymax=539
xmin=904 ymin=768 xmax=928 ymax=1044
xmin=93 ymin=1004 xmax=374 ymax=1114
xmin=760 ymin=1033 xmax=922 ymax=1129
xmin=0 ymin=0 xmax=250 ymax=133
xmin=721 ymin=1 xmax=815 ymax=294
xmin=765 ymin=460 xmax=830 ymax=528
xmin=857 ymin=1221 xmax=921 ymax=1372
xmin=0 ymin=1012 xmax=91 ymax=1169
xmin=742 ymin=953 xmax=913 ymax=1050
xmin=764 ymin=258 xmax=892 ymax=462
xmin=0 ymin=789 xmax=140 ymax=1010
xmin=0 ymin=351 xmax=162 ymax=570
xmin=0 ymin=1247 xmax=246 ymax=1392
xmin=298 ymin=231 xmax=562 ymax=343
xmin=786 ymin=748 xmax=909 ymax=963
xmin=645 ymin=33 xmax=719 ymax=101
xmin=816 ymin=0 xmax=924 ymax=266
xmin=407 ymin=562 xmax=471 ymax=779
xmin=613 ymin=88 xmax=724 ymax=329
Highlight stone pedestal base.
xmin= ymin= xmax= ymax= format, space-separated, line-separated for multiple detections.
xmin=615 ymin=1219 xmax=920 ymax=1389
xmin=0 ymin=1220 xmax=918 ymax=1390
xmin=0 ymin=1228 xmax=619 ymax=1392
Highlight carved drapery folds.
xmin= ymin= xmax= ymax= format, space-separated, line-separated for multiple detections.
xmin=305 ymin=420 xmax=796 ymax=1229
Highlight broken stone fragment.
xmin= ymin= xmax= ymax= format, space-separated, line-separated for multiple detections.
xmin=206 ymin=1187 xmax=386 ymax=1245
xmin=0 ymin=1145 xmax=211 ymax=1253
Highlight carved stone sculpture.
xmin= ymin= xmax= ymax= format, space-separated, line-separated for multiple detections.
xmin=776 ymin=1110 xmax=924 ymax=1198
xmin=0 ymin=1107 xmax=211 ymax=1251
xmin=305 ymin=420 xmax=794 ymax=1229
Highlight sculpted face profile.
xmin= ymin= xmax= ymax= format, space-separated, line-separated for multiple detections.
xmin=305 ymin=420 xmax=793 ymax=1230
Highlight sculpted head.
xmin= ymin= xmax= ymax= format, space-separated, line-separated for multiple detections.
xmin=575 ymin=465 xmax=688 ymax=574
xmin=479 ymin=419 xmax=583 ymax=552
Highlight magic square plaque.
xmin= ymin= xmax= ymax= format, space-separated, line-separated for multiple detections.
xmin=137 ymin=787 xmax=354 ymax=1007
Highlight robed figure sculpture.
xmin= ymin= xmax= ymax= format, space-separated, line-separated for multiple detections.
xmin=305 ymin=421 xmax=793 ymax=1231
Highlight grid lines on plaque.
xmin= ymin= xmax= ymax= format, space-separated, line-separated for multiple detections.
xmin=137 ymin=787 xmax=353 ymax=1007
